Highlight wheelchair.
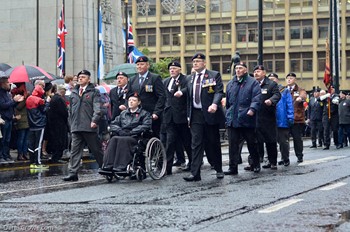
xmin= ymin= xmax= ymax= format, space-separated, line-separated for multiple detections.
xmin=99 ymin=132 xmax=167 ymax=182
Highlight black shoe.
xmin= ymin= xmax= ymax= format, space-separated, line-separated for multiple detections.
xmin=216 ymin=172 xmax=224 ymax=179
xmin=270 ymin=164 xmax=277 ymax=170
xmin=244 ymin=166 xmax=252 ymax=171
xmin=63 ymin=174 xmax=78 ymax=181
xmin=297 ymin=157 xmax=303 ymax=163
xmin=253 ymin=167 xmax=261 ymax=173
xmin=262 ymin=163 xmax=271 ymax=169
xmin=284 ymin=159 xmax=290 ymax=166
xmin=224 ymin=169 xmax=238 ymax=175
xmin=323 ymin=146 xmax=329 ymax=150
xmin=318 ymin=144 xmax=323 ymax=147
xmin=309 ymin=145 xmax=317 ymax=148
xmin=336 ymin=145 xmax=343 ymax=149
xmin=182 ymin=166 xmax=191 ymax=172
xmin=278 ymin=160 xmax=284 ymax=166
xmin=183 ymin=174 xmax=201 ymax=182
xmin=98 ymin=168 xmax=112 ymax=175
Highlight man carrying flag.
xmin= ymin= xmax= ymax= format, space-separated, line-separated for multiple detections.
xmin=57 ymin=1 xmax=67 ymax=78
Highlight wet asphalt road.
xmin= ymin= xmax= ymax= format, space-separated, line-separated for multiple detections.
xmin=0 ymin=139 xmax=350 ymax=232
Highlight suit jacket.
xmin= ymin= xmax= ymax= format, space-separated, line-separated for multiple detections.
xmin=257 ymin=77 xmax=281 ymax=127
xmin=163 ymin=74 xmax=189 ymax=124
xmin=187 ymin=69 xmax=224 ymax=125
xmin=109 ymin=84 xmax=132 ymax=121
xmin=129 ymin=72 xmax=166 ymax=117
xmin=308 ymin=96 xmax=323 ymax=121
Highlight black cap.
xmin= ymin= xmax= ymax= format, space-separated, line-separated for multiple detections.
xmin=313 ymin=86 xmax=321 ymax=92
xmin=116 ymin=71 xmax=128 ymax=78
xmin=168 ymin=61 xmax=181 ymax=69
xmin=286 ymin=72 xmax=296 ymax=78
xmin=135 ymin=56 xmax=149 ymax=63
xmin=77 ymin=69 xmax=91 ymax=77
xmin=268 ymin=73 xmax=279 ymax=79
xmin=128 ymin=92 xmax=141 ymax=101
xmin=253 ymin=65 xmax=265 ymax=71
xmin=234 ymin=62 xmax=247 ymax=69
xmin=191 ymin=53 xmax=206 ymax=61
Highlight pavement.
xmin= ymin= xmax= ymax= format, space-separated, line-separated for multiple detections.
xmin=0 ymin=137 xmax=320 ymax=168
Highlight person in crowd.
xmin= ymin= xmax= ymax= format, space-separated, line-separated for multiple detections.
xmin=307 ymin=87 xmax=324 ymax=148
xmin=319 ymin=86 xmax=340 ymax=150
xmin=63 ymin=70 xmax=103 ymax=181
xmin=286 ymin=72 xmax=307 ymax=163
xmin=337 ymin=91 xmax=350 ymax=148
xmin=46 ymin=84 xmax=68 ymax=163
xmin=252 ymin=65 xmax=281 ymax=171
xmin=268 ymin=73 xmax=294 ymax=166
xmin=184 ymin=53 xmax=225 ymax=181
xmin=163 ymin=61 xmax=192 ymax=175
xmin=41 ymin=82 xmax=54 ymax=159
xmin=11 ymin=83 xmax=30 ymax=161
xmin=128 ymin=56 xmax=166 ymax=138
xmin=26 ymin=80 xmax=51 ymax=169
xmin=109 ymin=72 xmax=131 ymax=121
xmin=96 ymin=85 xmax=111 ymax=139
xmin=0 ymin=71 xmax=24 ymax=164
xmin=99 ymin=93 xmax=151 ymax=178
xmin=224 ymin=62 xmax=261 ymax=175
xmin=64 ymin=75 xmax=74 ymax=96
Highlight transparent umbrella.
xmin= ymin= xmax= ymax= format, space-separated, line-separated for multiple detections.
xmin=104 ymin=63 xmax=137 ymax=80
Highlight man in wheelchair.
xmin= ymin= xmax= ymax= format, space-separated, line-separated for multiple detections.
xmin=98 ymin=93 xmax=152 ymax=178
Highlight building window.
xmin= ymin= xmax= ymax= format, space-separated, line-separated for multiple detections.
xmin=210 ymin=55 xmax=231 ymax=74
xmin=185 ymin=57 xmax=194 ymax=75
xmin=136 ymin=28 xmax=156 ymax=47
xmin=290 ymin=20 xmax=313 ymax=40
xmin=290 ymin=52 xmax=312 ymax=72
xmin=161 ymin=27 xmax=180 ymax=46
xmin=263 ymin=21 xmax=285 ymax=41
xmin=318 ymin=19 xmax=329 ymax=39
xmin=347 ymin=18 xmax=350 ymax=39
xmin=261 ymin=54 xmax=285 ymax=73
xmin=318 ymin=0 xmax=329 ymax=6
xmin=290 ymin=0 xmax=313 ymax=8
xmin=346 ymin=51 xmax=350 ymax=71
xmin=318 ymin=52 xmax=326 ymax=72
xmin=263 ymin=0 xmax=285 ymax=9
xmin=237 ymin=0 xmax=259 ymax=11
xmin=185 ymin=26 xmax=206 ymax=45
xmin=236 ymin=23 xmax=258 ymax=42
xmin=210 ymin=0 xmax=232 ymax=12
xmin=210 ymin=24 xmax=231 ymax=44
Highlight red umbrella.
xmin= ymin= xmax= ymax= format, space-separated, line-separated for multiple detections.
xmin=5 ymin=65 xmax=54 ymax=83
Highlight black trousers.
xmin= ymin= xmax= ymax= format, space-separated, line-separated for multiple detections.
xmin=310 ymin=120 xmax=323 ymax=145
xmin=166 ymin=122 xmax=192 ymax=172
xmin=290 ymin=123 xmax=304 ymax=158
xmin=190 ymin=109 xmax=222 ymax=177
xmin=323 ymin=116 xmax=339 ymax=147
xmin=256 ymin=127 xmax=278 ymax=165
xmin=227 ymin=127 xmax=259 ymax=171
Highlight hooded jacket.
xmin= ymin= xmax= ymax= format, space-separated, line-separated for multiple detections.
xmin=26 ymin=85 xmax=49 ymax=130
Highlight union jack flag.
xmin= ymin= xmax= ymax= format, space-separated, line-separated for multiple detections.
xmin=125 ymin=16 xmax=143 ymax=63
xmin=57 ymin=1 xmax=67 ymax=77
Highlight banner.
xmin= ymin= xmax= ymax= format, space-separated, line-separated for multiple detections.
xmin=57 ymin=1 xmax=67 ymax=77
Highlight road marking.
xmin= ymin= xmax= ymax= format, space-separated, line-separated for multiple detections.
xmin=298 ymin=156 xmax=346 ymax=166
xmin=319 ymin=182 xmax=347 ymax=191
xmin=258 ymin=199 xmax=303 ymax=213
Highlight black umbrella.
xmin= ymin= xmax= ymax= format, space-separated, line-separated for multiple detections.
xmin=0 ymin=63 xmax=11 ymax=72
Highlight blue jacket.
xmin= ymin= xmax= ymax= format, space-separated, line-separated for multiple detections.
xmin=276 ymin=85 xmax=294 ymax=128
xmin=0 ymin=88 xmax=16 ymax=121
xmin=225 ymin=73 xmax=261 ymax=128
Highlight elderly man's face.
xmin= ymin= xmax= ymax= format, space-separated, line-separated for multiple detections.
xmin=286 ymin=76 xmax=296 ymax=86
xmin=0 ymin=79 xmax=11 ymax=91
xmin=254 ymin=69 xmax=266 ymax=82
xmin=136 ymin=62 xmax=150 ymax=75
xmin=78 ymin=74 xmax=90 ymax=87
xmin=192 ymin=59 xmax=206 ymax=73
xmin=116 ymin=75 xmax=128 ymax=87
xmin=235 ymin=66 xmax=247 ymax=78
xmin=169 ymin=66 xmax=181 ymax=78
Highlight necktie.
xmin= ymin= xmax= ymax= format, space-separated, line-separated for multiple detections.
xmin=118 ymin=87 xmax=121 ymax=95
xmin=195 ymin=73 xmax=202 ymax=104
xmin=169 ymin=79 xmax=176 ymax=92
xmin=139 ymin=76 xmax=145 ymax=86
xmin=79 ymin=87 xmax=83 ymax=96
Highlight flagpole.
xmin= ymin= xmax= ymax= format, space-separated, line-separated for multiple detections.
xmin=36 ymin=0 xmax=39 ymax=66
xmin=62 ymin=0 xmax=66 ymax=77
xmin=97 ymin=0 xmax=101 ymax=84
xmin=124 ymin=0 xmax=129 ymax=63
xmin=333 ymin=0 xmax=340 ymax=93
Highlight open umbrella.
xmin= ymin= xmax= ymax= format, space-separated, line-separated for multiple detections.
xmin=0 ymin=63 xmax=11 ymax=72
xmin=100 ymin=82 xmax=111 ymax=94
xmin=5 ymin=65 xmax=54 ymax=84
xmin=104 ymin=63 xmax=137 ymax=80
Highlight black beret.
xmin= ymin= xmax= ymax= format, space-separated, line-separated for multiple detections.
xmin=135 ymin=56 xmax=149 ymax=63
xmin=234 ymin=62 xmax=247 ymax=69
xmin=286 ymin=72 xmax=296 ymax=78
xmin=168 ymin=61 xmax=181 ymax=69
xmin=191 ymin=53 xmax=206 ymax=61
xmin=253 ymin=65 xmax=265 ymax=71
xmin=77 ymin=69 xmax=91 ymax=77
xmin=116 ymin=71 xmax=128 ymax=78
xmin=128 ymin=92 xmax=141 ymax=101
xmin=268 ymin=73 xmax=279 ymax=79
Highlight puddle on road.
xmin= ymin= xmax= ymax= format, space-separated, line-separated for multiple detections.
xmin=0 ymin=161 xmax=99 ymax=184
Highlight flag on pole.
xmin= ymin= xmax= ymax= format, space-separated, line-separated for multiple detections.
xmin=98 ymin=5 xmax=105 ymax=80
xmin=125 ymin=15 xmax=144 ymax=63
xmin=323 ymin=39 xmax=332 ymax=89
xmin=57 ymin=1 xmax=67 ymax=77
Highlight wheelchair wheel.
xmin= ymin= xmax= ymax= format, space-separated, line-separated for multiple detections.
xmin=135 ymin=168 xmax=144 ymax=181
xmin=145 ymin=137 xmax=166 ymax=180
